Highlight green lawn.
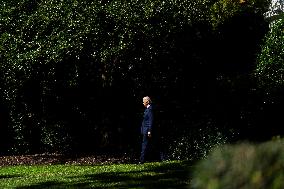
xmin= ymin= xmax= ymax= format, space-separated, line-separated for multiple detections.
xmin=0 ymin=161 xmax=191 ymax=189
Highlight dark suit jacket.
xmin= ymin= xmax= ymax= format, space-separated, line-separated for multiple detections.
xmin=141 ymin=105 xmax=153 ymax=135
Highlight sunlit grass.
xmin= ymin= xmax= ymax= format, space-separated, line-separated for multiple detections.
xmin=0 ymin=160 xmax=191 ymax=188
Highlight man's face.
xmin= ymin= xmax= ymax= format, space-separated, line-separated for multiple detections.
xmin=143 ymin=98 xmax=148 ymax=107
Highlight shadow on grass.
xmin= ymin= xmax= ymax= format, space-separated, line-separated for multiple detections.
xmin=0 ymin=174 xmax=22 ymax=179
xmin=16 ymin=161 xmax=191 ymax=189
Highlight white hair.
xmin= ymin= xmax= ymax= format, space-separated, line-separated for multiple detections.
xmin=143 ymin=96 xmax=152 ymax=104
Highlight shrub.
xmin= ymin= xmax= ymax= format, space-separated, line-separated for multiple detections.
xmin=191 ymin=140 xmax=284 ymax=189
xmin=168 ymin=125 xmax=235 ymax=161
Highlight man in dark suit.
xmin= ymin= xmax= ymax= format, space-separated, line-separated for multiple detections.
xmin=139 ymin=96 xmax=153 ymax=164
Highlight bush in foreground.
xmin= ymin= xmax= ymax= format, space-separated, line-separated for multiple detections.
xmin=191 ymin=139 xmax=284 ymax=189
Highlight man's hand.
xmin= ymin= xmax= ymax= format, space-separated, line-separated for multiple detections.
xmin=147 ymin=131 xmax=151 ymax=138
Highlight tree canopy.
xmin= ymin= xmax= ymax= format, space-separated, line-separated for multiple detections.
xmin=0 ymin=0 xmax=272 ymax=157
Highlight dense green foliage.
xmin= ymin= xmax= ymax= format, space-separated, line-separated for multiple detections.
xmin=191 ymin=140 xmax=284 ymax=189
xmin=210 ymin=0 xmax=269 ymax=28
xmin=254 ymin=17 xmax=284 ymax=145
xmin=256 ymin=19 xmax=284 ymax=89
xmin=0 ymin=0 xmax=272 ymax=157
xmin=0 ymin=0 xmax=213 ymax=154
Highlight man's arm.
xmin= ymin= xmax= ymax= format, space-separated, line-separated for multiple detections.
xmin=147 ymin=109 xmax=153 ymax=137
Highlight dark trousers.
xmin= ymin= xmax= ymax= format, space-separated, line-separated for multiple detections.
xmin=140 ymin=134 xmax=149 ymax=163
